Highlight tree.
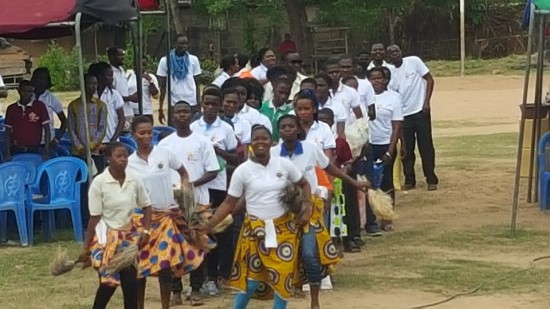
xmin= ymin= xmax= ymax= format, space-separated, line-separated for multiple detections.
xmin=283 ymin=0 xmax=314 ymax=58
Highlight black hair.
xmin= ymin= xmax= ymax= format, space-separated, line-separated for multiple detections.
xmin=131 ymin=115 xmax=153 ymax=132
xmin=104 ymin=141 xmax=127 ymax=158
xmin=342 ymin=76 xmax=358 ymax=85
xmin=244 ymin=78 xmax=264 ymax=103
xmin=266 ymin=66 xmax=288 ymax=82
xmin=357 ymin=50 xmax=369 ymax=56
xmin=18 ymin=79 xmax=33 ymax=89
xmin=157 ymin=131 xmax=171 ymax=141
xmin=107 ymin=46 xmax=123 ymax=57
xmin=324 ymin=58 xmax=340 ymax=69
xmin=176 ymin=34 xmax=187 ymax=40
xmin=300 ymin=78 xmax=317 ymax=87
xmin=236 ymin=53 xmax=249 ymax=67
xmin=293 ymin=89 xmax=318 ymax=121
xmin=250 ymin=54 xmax=261 ymax=68
xmin=314 ymin=73 xmax=333 ymax=86
xmin=202 ymin=86 xmax=222 ymax=100
xmin=31 ymin=67 xmax=53 ymax=89
xmin=88 ymin=62 xmax=112 ymax=81
xmin=318 ymin=107 xmax=334 ymax=120
xmin=258 ymin=48 xmax=272 ymax=61
xmin=174 ymin=100 xmax=192 ymax=108
xmin=277 ymin=114 xmax=305 ymax=141
xmin=251 ymin=124 xmax=272 ymax=140
xmin=367 ymin=67 xmax=387 ymax=79
xmin=220 ymin=54 xmax=237 ymax=71
xmin=222 ymin=87 xmax=240 ymax=100
xmin=221 ymin=77 xmax=247 ymax=91
xmin=83 ymin=73 xmax=96 ymax=81
xmin=272 ymin=76 xmax=292 ymax=89
xmin=381 ymin=66 xmax=392 ymax=80
xmin=339 ymin=54 xmax=354 ymax=63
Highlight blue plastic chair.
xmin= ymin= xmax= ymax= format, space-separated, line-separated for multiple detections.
xmin=12 ymin=153 xmax=43 ymax=176
xmin=53 ymin=145 xmax=71 ymax=157
xmin=0 ymin=162 xmax=32 ymax=246
xmin=538 ymin=132 xmax=550 ymax=211
xmin=27 ymin=157 xmax=88 ymax=244
xmin=153 ymin=126 xmax=175 ymax=135
xmin=120 ymin=135 xmax=138 ymax=149
xmin=121 ymin=141 xmax=136 ymax=154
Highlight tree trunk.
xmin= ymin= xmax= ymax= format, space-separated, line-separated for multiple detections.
xmin=388 ymin=9 xmax=396 ymax=45
xmin=169 ymin=0 xmax=185 ymax=35
xmin=283 ymin=0 xmax=313 ymax=59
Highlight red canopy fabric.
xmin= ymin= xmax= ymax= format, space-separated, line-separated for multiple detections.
xmin=0 ymin=0 xmax=76 ymax=37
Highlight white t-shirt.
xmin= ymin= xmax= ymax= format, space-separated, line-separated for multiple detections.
xmin=238 ymin=104 xmax=273 ymax=133
xmin=231 ymin=115 xmax=252 ymax=144
xmin=156 ymin=54 xmax=202 ymax=106
xmin=366 ymin=60 xmax=398 ymax=91
xmin=111 ymin=65 xmax=134 ymax=117
xmin=367 ymin=60 xmax=395 ymax=70
xmin=127 ymin=72 xmax=159 ymax=115
xmin=357 ymin=78 xmax=376 ymax=109
xmin=251 ymin=64 xmax=268 ymax=81
xmin=191 ymin=117 xmax=238 ymax=191
xmin=127 ymin=147 xmax=183 ymax=210
xmin=88 ymin=169 xmax=151 ymax=229
xmin=98 ymin=88 xmax=125 ymax=143
xmin=319 ymin=96 xmax=347 ymax=127
xmin=158 ymin=131 xmax=220 ymax=205
xmin=271 ymin=140 xmax=329 ymax=193
xmin=228 ymin=156 xmax=302 ymax=220
xmin=392 ymin=56 xmax=429 ymax=116
xmin=37 ymin=90 xmax=64 ymax=143
xmin=369 ymin=90 xmax=404 ymax=145
xmin=212 ymin=71 xmax=231 ymax=88
xmin=305 ymin=121 xmax=336 ymax=151
xmin=330 ymin=83 xmax=361 ymax=126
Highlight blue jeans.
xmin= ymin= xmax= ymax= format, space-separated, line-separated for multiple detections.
xmin=301 ymin=225 xmax=322 ymax=285
xmin=234 ymin=280 xmax=287 ymax=309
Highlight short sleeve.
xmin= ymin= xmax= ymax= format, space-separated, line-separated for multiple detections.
xmin=51 ymin=94 xmax=64 ymax=113
xmin=240 ymin=121 xmax=252 ymax=144
xmin=167 ymin=148 xmax=184 ymax=170
xmin=191 ymin=56 xmax=202 ymax=76
xmin=364 ymin=81 xmax=376 ymax=107
xmin=113 ymin=91 xmax=125 ymax=110
xmin=347 ymin=87 xmax=361 ymax=109
xmin=156 ymin=57 xmax=168 ymax=77
xmin=282 ymin=158 xmax=303 ymax=183
xmin=37 ymin=101 xmax=51 ymax=125
xmin=134 ymin=177 xmax=152 ymax=208
xmin=413 ymin=57 xmax=430 ymax=77
xmin=4 ymin=104 xmax=15 ymax=128
xmin=321 ymin=124 xmax=336 ymax=149
xmin=88 ymin=177 xmax=103 ymax=216
xmin=203 ymin=141 xmax=221 ymax=172
xmin=150 ymin=74 xmax=160 ymax=89
xmin=392 ymin=94 xmax=404 ymax=121
xmin=314 ymin=145 xmax=330 ymax=169
xmin=227 ymin=166 xmax=245 ymax=198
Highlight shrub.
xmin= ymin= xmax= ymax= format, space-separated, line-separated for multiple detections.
xmin=37 ymin=42 xmax=81 ymax=91
xmin=200 ymin=58 xmax=218 ymax=86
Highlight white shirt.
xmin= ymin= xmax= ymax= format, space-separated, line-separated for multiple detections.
xmin=357 ymin=78 xmax=376 ymax=108
xmin=228 ymin=156 xmax=302 ymax=220
xmin=305 ymin=121 xmax=336 ymax=151
xmin=330 ymin=83 xmax=361 ymax=126
xmin=271 ymin=140 xmax=329 ymax=193
xmin=127 ymin=72 xmax=159 ymax=115
xmin=157 ymin=54 xmax=202 ymax=106
xmin=367 ymin=61 xmax=398 ymax=91
xmin=367 ymin=60 xmax=395 ymax=70
xmin=231 ymin=115 xmax=252 ymax=144
xmin=127 ymin=147 xmax=183 ymax=210
xmin=319 ymin=96 xmax=347 ymax=128
xmin=191 ymin=117 xmax=238 ymax=191
xmin=88 ymin=169 xmax=151 ymax=229
xmin=369 ymin=90 xmax=404 ymax=145
xmin=98 ymin=88 xmax=124 ymax=143
xmin=111 ymin=65 xmax=134 ymax=117
xmin=212 ymin=71 xmax=231 ymax=88
xmin=251 ymin=63 xmax=268 ymax=81
xmin=392 ymin=56 xmax=430 ymax=116
xmin=36 ymin=90 xmax=64 ymax=143
xmin=158 ymin=132 xmax=220 ymax=205
xmin=238 ymin=104 xmax=273 ymax=133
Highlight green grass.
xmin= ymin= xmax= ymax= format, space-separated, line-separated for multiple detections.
xmin=426 ymin=55 xmax=527 ymax=77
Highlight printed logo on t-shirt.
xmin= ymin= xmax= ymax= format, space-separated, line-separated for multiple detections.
xmin=305 ymin=165 xmax=314 ymax=172
xmin=157 ymin=162 xmax=164 ymax=169
xmin=28 ymin=112 xmax=39 ymax=122
xmin=187 ymin=152 xmax=198 ymax=162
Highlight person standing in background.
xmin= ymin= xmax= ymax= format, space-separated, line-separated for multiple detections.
xmin=157 ymin=35 xmax=202 ymax=123
xmin=213 ymin=54 xmax=240 ymax=88
xmin=278 ymin=33 xmax=298 ymax=56
xmin=339 ymin=55 xmax=376 ymax=121
xmin=387 ymin=45 xmax=438 ymax=191
xmin=368 ymin=43 xmax=397 ymax=91
xmin=107 ymin=47 xmax=136 ymax=131
xmin=31 ymin=67 xmax=68 ymax=147
xmin=250 ymin=48 xmax=277 ymax=85
xmin=127 ymin=57 xmax=159 ymax=123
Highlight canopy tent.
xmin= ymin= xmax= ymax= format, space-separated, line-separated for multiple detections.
xmin=0 ymin=0 xmax=142 ymax=180
xmin=511 ymin=0 xmax=550 ymax=233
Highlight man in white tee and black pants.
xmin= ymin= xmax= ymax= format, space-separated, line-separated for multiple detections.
xmin=157 ymin=35 xmax=202 ymax=125
xmin=387 ymin=45 xmax=438 ymax=190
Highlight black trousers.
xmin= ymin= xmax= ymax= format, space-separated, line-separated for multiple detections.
xmin=365 ymin=144 xmax=396 ymax=227
xmin=402 ymin=111 xmax=438 ymax=186
xmin=206 ymin=189 xmax=234 ymax=281
xmin=92 ymin=266 xmax=138 ymax=309
xmin=171 ymin=261 xmax=206 ymax=293
xmin=342 ymin=169 xmax=361 ymax=242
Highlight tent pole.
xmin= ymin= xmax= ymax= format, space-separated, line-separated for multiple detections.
xmin=165 ymin=0 xmax=173 ymax=127
xmin=511 ymin=3 xmax=536 ymax=234
xmin=75 ymin=12 xmax=93 ymax=185
xmin=527 ymin=12 xmax=545 ymax=203
xmin=137 ymin=12 xmax=144 ymax=116
xmin=534 ymin=14 xmax=546 ymax=203
xmin=460 ymin=0 xmax=465 ymax=77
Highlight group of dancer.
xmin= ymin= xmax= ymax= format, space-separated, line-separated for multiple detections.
xmin=76 ymin=40 xmax=436 ymax=309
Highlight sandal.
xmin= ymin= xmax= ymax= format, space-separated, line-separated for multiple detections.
xmin=381 ymin=221 xmax=394 ymax=232
xmin=189 ymin=291 xmax=204 ymax=307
